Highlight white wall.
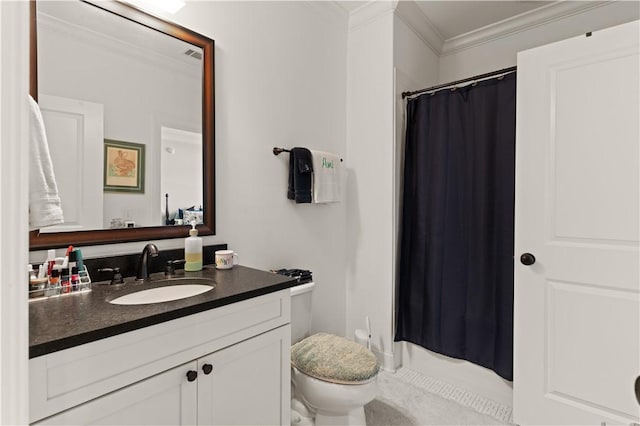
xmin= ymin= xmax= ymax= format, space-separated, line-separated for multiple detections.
xmin=0 ymin=2 xmax=30 ymax=423
xmin=345 ymin=2 xmax=396 ymax=370
xmin=393 ymin=2 xmax=440 ymax=89
xmin=31 ymin=1 xmax=350 ymax=338
xmin=175 ymin=1 xmax=348 ymax=337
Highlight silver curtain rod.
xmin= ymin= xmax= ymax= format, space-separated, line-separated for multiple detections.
xmin=402 ymin=66 xmax=517 ymax=99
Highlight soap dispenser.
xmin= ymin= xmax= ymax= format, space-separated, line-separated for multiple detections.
xmin=184 ymin=221 xmax=203 ymax=271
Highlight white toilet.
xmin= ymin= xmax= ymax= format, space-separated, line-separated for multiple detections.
xmin=290 ymin=282 xmax=379 ymax=426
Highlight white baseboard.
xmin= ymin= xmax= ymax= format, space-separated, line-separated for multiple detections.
xmin=372 ymin=348 xmax=396 ymax=373
xmin=400 ymin=341 xmax=513 ymax=407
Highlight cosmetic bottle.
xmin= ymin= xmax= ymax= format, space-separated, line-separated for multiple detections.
xmin=28 ymin=264 xmax=36 ymax=282
xmin=47 ymin=249 xmax=56 ymax=277
xmin=184 ymin=221 xmax=202 ymax=272
xmin=47 ymin=268 xmax=60 ymax=296
xmin=71 ymin=267 xmax=80 ymax=292
xmin=61 ymin=268 xmax=71 ymax=294
xmin=38 ymin=262 xmax=47 ymax=279
xmin=74 ymin=249 xmax=84 ymax=270
xmin=68 ymin=250 xmax=77 ymax=271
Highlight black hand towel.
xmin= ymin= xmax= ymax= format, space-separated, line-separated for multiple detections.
xmin=287 ymin=147 xmax=313 ymax=203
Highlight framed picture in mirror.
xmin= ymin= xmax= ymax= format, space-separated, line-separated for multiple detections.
xmin=103 ymin=139 xmax=145 ymax=193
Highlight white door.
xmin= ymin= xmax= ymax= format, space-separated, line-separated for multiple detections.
xmin=514 ymin=20 xmax=640 ymax=425
xmin=197 ymin=325 xmax=291 ymax=426
xmin=38 ymin=94 xmax=104 ymax=232
xmin=34 ymin=361 xmax=198 ymax=425
xmin=160 ymin=126 xmax=203 ymax=222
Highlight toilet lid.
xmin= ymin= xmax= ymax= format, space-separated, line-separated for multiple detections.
xmin=291 ymin=333 xmax=379 ymax=384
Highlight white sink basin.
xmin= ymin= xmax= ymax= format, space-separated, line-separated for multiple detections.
xmin=110 ymin=284 xmax=213 ymax=305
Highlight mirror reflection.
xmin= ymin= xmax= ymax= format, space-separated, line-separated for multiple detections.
xmin=36 ymin=0 xmax=203 ymax=233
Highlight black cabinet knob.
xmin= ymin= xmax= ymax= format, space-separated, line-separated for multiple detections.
xmin=202 ymin=363 xmax=213 ymax=375
xmin=520 ymin=253 xmax=536 ymax=266
xmin=186 ymin=370 xmax=198 ymax=382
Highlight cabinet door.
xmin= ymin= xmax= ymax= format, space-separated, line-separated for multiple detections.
xmin=35 ymin=361 xmax=198 ymax=426
xmin=514 ymin=20 xmax=639 ymax=425
xmin=197 ymin=325 xmax=291 ymax=426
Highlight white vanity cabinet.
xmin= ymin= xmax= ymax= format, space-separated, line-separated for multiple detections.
xmin=30 ymin=289 xmax=291 ymax=425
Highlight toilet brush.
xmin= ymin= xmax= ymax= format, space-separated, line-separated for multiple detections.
xmin=355 ymin=317 xmax=373 ymax=350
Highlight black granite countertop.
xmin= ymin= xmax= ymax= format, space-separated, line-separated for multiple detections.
xmin=29 ymin=265 xmax=297 ymax=358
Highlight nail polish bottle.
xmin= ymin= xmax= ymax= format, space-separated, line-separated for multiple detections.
xmin=47 ymin=268 xmax=60 ymax=296
xmin=71 ymin=267 xmax=80 ymax=292
xmin=61 ymin=268 xmax=70 ymax=294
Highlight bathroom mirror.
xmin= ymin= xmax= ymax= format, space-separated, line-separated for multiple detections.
xmin=29 ymin=0 xmax=215 ymax=250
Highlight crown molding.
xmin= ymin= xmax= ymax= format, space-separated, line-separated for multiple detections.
xmin=440 ymin=1 xmax=610 ymax=56
xmin=305 ymin=1 xmax=349 ymax=29
xmin=37 ymin=11 xmax=200 ymax=77
xmin=389 ymin=0 xmax=612 ymax=57
xmin=348 ymin=0 xmax=398 ymax=31
xmin=394 ymin=0 xmax=443 ymax=56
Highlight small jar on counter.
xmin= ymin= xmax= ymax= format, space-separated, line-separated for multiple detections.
xmin=28 ymin=265 xmax=47 ymax=299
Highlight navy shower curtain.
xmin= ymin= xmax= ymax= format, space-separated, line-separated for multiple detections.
xmin=395 ymin=73 xmax=516 ymax=381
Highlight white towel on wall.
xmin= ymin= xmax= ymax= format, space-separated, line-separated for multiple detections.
xmin=29 ymin=95 xmax=64 ymax=230
xmin=310 ymin=150 xmax=341 ymax=203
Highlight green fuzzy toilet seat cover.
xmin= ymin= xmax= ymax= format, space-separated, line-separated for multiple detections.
xmin=291 ymin=333 xmax=379 ymax=384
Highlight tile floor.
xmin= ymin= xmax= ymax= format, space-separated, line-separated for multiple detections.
xmin=364 ymin=368 xmax=513 ymax=426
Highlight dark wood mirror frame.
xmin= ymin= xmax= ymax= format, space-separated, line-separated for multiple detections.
xmin=29 ymin=0 xmax=215 ymax=250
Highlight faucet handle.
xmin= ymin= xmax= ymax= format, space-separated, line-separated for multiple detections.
xmin=98 ymin=267 xmax=124 ymax=285
xmin=165 ymin=259 xmax=186 ymax=276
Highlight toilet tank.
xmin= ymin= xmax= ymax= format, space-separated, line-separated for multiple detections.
xmin=290 ymin=282 xmax=315 ymax=344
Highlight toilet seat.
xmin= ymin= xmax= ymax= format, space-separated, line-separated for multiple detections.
xmin=291 ymin=333 xmax=379 ymax=384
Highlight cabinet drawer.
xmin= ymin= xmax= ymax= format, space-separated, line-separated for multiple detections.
xmin=34 ymin=361 xmax=198 ymax=426
xmin=30 ymin=290 xmax=290 ymax=423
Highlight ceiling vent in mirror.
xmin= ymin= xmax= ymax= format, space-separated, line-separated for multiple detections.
xmin=184 ymin=49 xmax=202 ymax=60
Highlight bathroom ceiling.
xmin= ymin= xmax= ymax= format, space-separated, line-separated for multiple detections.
xmin=338 ymin=1 xmax=555 ymax=40
xmin=414 ymin=1 xmax=554 ymax=39
xmin=38 ymin=1 xmax=202 ymax=66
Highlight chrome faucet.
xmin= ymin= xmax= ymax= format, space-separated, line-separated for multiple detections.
xmin=136 ymin=243 xmax=159 ymax=281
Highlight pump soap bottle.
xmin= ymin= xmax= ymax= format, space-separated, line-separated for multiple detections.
xmin=184 ymin=221 xmax=203 ymax=271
